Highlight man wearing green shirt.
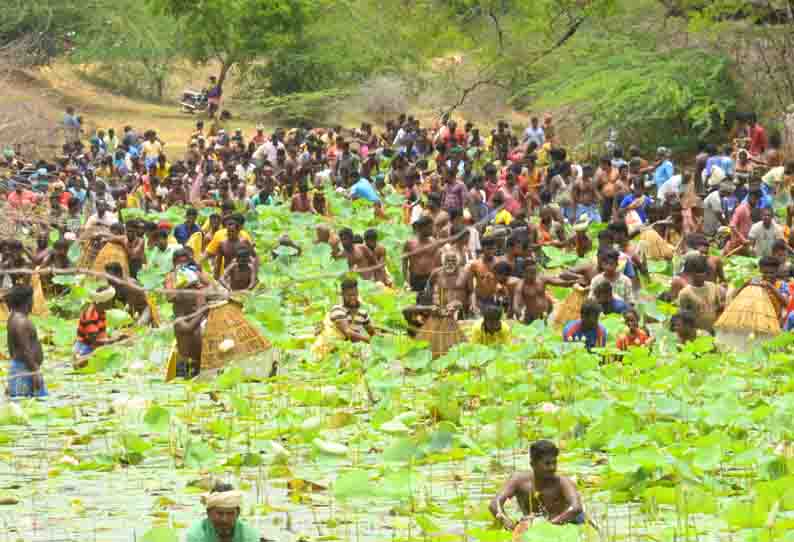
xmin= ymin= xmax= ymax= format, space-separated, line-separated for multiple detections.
xmin=186 ymin=483 xmax=262 ymax=542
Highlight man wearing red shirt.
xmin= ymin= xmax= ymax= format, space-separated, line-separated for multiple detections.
xmin=7 ymin=182 xmax=40 ymax=209
xmin=750 ymin=114 xmax=768 ymax=157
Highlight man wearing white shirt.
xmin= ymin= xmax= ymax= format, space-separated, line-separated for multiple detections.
xmin=84 ymin=202 xmax=118 ymax=231
xmin=523 ymin=117 xmax=545 ymax=147
xmin=252 ymin=136 xmax=284 ymax=167
xmin=657 ymin=174 xmax=683 ymax=202
xmin=748 ymin=208 xmax=784 ymax=259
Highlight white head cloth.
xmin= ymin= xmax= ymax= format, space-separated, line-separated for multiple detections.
xmin=203 ymin=490 xmax=243 ymax=509
xmin=92 ymin=287 xmax=116 ymax=304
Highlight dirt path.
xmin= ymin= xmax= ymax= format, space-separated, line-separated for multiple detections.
xmin=5 ymin=62 xmax=264 ymax=155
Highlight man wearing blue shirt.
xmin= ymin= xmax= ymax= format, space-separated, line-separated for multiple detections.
xmin=705 ymin=144 xmax=735 ymax=179
xmin=174 ymin=208 xmax=201 ymax=245
xmin=350 ymin=176 xmax=381 ymax=204
xmin=619 ymin=179 xmax=652 ymax=224
xmin=592 ymin=281 xmax=628 ymax=315
xmin=741 ymin=178 xmax=773 ymax=209
xmin=653 ymin=147 xmax=674 ymax=190
xmin=562 ymin=300 xmax=608 ymax=350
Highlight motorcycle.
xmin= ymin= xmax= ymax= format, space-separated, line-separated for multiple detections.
xmin=180 ymin=89 xmax=208 ymax=114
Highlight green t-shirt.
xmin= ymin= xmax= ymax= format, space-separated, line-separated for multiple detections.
xmin=186 ymin=518 xmax=261 ymax=542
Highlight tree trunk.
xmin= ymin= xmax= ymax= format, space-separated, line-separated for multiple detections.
xmin=155 ymin=75 xmax=165 ymax=101
xmin=217 ymin=61 xmax=232 ymax=94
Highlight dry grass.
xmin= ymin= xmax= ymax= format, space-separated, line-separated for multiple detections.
xmin=25 ymin=61 xmax=264 ymax=154
xmin=4 ymin=60 xmax=534 ymax=157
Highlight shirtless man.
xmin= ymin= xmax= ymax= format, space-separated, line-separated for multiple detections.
xmin=425 ymin=248 xmax=470 ymax=318
xmin=6 ymin=285 xmax=47 ymax=398
xmin=513 ymin=259 xmax=574 ymax=324
xmin=490 ymin=440 xmax=584 ymax=529
xmin=595 ymin=157 xmax=619 ymax=223
xmin=426 ymin=192 xmax=450 ymax=237
xmin=402 ymin=216 xmax=438 ymax=293
xmin=316 ymin=224 xmax=342 ymax=258
xmin=29 ymin=234 xmax=51 ymax=267
xmin=685 ymin=234 xmax=726 ymax=284
xmin=500 ymin=234 xmax=531 ymax=278
xmin=493 ymin=261 xmax=521 ymax=317
xmin=220 ymin=247 xmax=258 ymax=292
xmin=173 ymin=268 xmax=210 ymax=378
xmin=44 ymin=239 xmax=71 ymax=269
xmin=214 ymin=214 xmax=255 ymax=280
xmin=290 ymin=180 xmax=314 ymax=213
xmin=363 ymin=229 xmax=392 ymax=286
xmin=339 ymin=228 xmax=377 ymax=280
xmin=126 ymin=220 xmax=146 ymax=279
xmin=571 ymin=165 xmax=601 ymax=223
xmin=458 ymin=236 xmax=501 ymax=314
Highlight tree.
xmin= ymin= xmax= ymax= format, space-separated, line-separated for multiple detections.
xmin=70 ymin=0 xmax=180 ymax=101
xmin=151 ymin=0 xmax=318 ymax=92
xmin=0 ymin=0 xmax=87 ymax=64
xmin=522 ymin=32 xmax=739 ymax=149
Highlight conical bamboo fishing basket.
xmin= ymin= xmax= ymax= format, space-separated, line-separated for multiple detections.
xmin=201 ymin=301 xmax=271 ymax=372
xmin=78 ymin=239 xmax=100 ymax=269
xmin=549 ymin=284 xmax=588 ymax=329
xmin=417 ymin=314 xmax=466 ymax=359
xmin=31 ymin=272 xmax=49 ymax=317
xmin=636 ymin=228 xmax=674 ymax=261
xmin=92 ymin=242 xmax=129 ymax=277
xmin=715 ymin=284 xmax=781 ymax=350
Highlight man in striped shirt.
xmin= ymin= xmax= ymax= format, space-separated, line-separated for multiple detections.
xmin=329 ymin=278 xmax=376 ymax=344
xmin=74 ymin=286 xmax=128 ymax=359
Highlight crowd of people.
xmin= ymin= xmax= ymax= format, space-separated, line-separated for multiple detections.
xmin=1 ymin=103 xmax=793 ymax=534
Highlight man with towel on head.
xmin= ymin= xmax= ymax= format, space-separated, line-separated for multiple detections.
xmin=187 ymin=483 xmax=262 ymax=542
xmin=74 ymin=285 xmax=129 ymax=359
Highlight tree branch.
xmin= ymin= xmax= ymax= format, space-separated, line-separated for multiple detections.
xmin=487 ymin=8 xmax=505 ymax=52
xmin=541 ymin=16 xmax=586 ymax=56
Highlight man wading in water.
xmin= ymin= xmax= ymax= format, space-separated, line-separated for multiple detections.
xmin=6 ymin=285 xmax=47 ymax=398
xmin=490 ymin=440 xmax=584 ymax=532
xmin=186 ymin=483 xmax=263 ymax=542
xmin=173 ymin=268 xmax=209 ymax=378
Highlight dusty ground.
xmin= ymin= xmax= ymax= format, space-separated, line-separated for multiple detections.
xmin=1 ymin=60 xmax=541 ymax=160
xmin=2 ymin=62 xmax=263 ymax=157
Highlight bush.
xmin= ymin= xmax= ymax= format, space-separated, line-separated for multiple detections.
xmin=518 ymin=34 xmax=741 ymax=151
xmin=356 ymin=76 xmax=410 ymax=118
xmin=252 ymin=89 xmax=351 ymax=125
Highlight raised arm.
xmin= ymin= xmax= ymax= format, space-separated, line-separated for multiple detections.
xmin=511 ymin=281 xmax=524 ymax=321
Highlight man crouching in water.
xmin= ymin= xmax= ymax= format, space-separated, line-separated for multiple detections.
xmin=490 ymin=440 xmax=584 ymax=531
xmin=186 ymin=482 xmax=263 ymax=542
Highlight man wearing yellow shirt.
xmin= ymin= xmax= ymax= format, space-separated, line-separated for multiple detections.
xmin=470 ymin=305 xmax=512 ymax=346
xmin=203 ymin=206 xmax=253 ymax=268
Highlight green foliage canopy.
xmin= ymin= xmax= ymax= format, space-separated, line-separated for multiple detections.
xmin=70 ymin=0 xmax=180 ymax=100
xmin=151 ymin=0 xmax=319 ymax=87
xmin=521 ymin=32 xmax=740 ymax=149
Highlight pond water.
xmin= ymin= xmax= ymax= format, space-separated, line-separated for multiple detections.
xmin=0 ymin=328 xmax=783 ymax=542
